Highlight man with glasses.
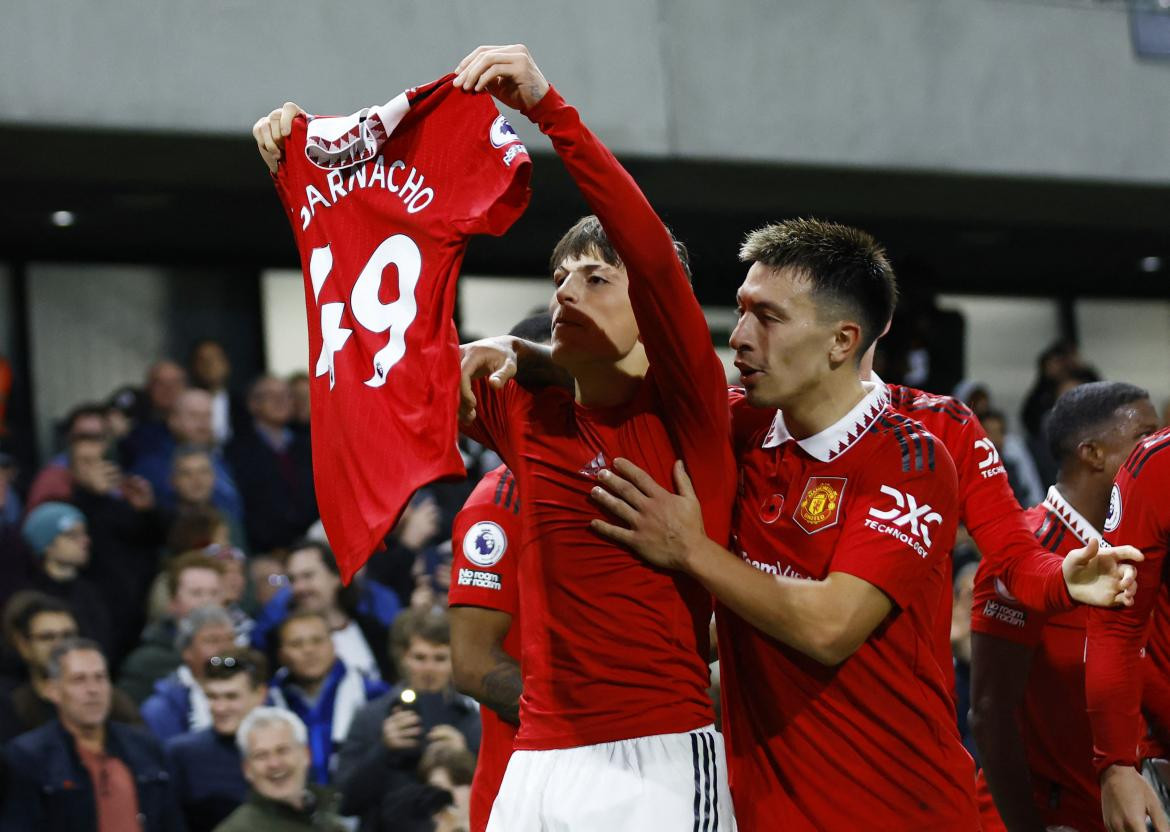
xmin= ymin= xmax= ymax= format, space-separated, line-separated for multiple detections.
xmin=167 ymin=648 xmax=270 ymax=832
xmin=0 ymin=591 xmax=139 ymax=742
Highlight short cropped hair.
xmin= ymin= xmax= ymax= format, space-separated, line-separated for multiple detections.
xmin=390 ymin=608 xmax=450 ymax=669
xmin=175 ymin=605 xmax=235 ymax=652
xmin=170 ymin=444 xmax=213 ymax=474
xmin=275 ymin=609 xmax=330 ymax=650
xmin=46 ymin=637 xmax=104 ymax=680
xmin=237 ymin=706 xmax=308 ymax=757
xmin=1046 ymin=381 xmax=1150 ymax=466
xmin=550 ymin=215 xmax=692 ymax=281
xmin=166 ymin=551 xmax=224 ymax=598
xmin=3 ymin=591 xmax=75 ymax=648
xmin=204 ymin=647 xmax=269 ymax=688
xmin=739 ymin=218 xmax=898 ymax=357
xmin=420 ymin=743 xmax=476 ymax=787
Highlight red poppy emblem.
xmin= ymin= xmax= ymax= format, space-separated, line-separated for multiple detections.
xmin=760 ymin=494 xmax=785 ymax=524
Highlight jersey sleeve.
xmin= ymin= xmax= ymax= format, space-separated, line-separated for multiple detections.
xmin=955 ymin=415 xmax=1070 ymax=613
xmin=524 ymin=87 xmax=735 ymax=540
xmin=445 ymin=88 xmax=533 ymax=237
xmin=831 ymin=441 xmax=959 ymax=611
xmin=449 ymin=470 xmax=521 ymax=615
xmin=461 ymin=378 xmax=523 ymax=463
xmin=1087 ymin=442 xmax=1170 ymax=771
xmin=969 ymin=556 xmax=1046 ymax=646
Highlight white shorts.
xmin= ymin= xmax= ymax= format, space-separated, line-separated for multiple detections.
xmin=486 ymin=724 xmax=736 ymax=832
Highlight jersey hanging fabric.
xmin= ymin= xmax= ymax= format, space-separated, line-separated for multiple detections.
xmin=272 ymin=76 xmax=532 ymax=582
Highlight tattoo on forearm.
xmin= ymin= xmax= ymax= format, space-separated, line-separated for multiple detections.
xmin=480 ymin=646 xmax=522 ymax=726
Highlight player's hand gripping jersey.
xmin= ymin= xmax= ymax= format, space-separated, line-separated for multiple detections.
xmin=971 ymin=488 xmax=1105 ymax=831
xmin=272 ymin=76 xmax=531 ymax=581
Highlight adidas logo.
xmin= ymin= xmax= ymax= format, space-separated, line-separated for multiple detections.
xmin=579 ymin=452 xmax=608 ymax=479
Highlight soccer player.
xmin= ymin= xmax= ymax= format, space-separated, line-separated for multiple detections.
xmin=969 ymin=382 xmax=1158 ymax=831
xmin=260 ymin=46 xmax=739 ymax=827
xmin=589 ymin=219 xmax=976 ymax=829
xmin=449 ymin=45 xmax=737 ymax=830
xmin=1087 ymin=423 xmax=1170 ymax=832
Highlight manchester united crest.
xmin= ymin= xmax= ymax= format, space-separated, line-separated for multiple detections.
xmin=794 ymin=477 xmax=846 ymax=534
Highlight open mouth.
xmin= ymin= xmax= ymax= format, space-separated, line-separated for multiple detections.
xmin=735 ymin=362 xmax=762 ymax=383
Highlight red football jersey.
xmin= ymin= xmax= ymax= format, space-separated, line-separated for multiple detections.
xmin=971 ymin=488 xmax=1102 ymax=832
xmin=463 ymin=87 xmax=735 ymax=751
xmin=885 ymin=381 xmax=1068 ymax=614
xmin=719 ymin=383 xmax=978 ymax=831
xmin=448 ymin=465 xmax=521 ymax=832
xmin=1088 ymin=427 xmax=1170 ymax=771
xmin=272 ymin=76 xmax=532 ymax=581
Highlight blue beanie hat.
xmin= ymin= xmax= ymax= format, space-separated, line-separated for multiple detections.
xmin=21 ymin=502 xmax=85 ymax=556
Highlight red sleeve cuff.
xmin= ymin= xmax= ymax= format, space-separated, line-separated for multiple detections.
xmin=524 ymin=84 xmax=567 ymax=125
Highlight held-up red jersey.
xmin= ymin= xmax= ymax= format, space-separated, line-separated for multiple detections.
xmin=720 ymin=383 xmax=977 ymax=831
xmin=448 ymin=466 xmax=521 ymax=832
xmin=1088 ymin=428 xmax=1170 ymax=771
xmin=463 ymin=86 xmax=736 ymax=750
xmin=971 ymin=487 xmax=1103 ymax=832
xmin=884 ymin=381 xmax=1069 ymax=613
xmin=272 ymin=76 xmax=532 ymax=582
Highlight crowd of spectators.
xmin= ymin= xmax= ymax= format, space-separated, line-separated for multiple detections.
xmin=0 ymin=338 xmax=493 ymax=831
xmin=0 ymin=332 xmax=1164 ymax=830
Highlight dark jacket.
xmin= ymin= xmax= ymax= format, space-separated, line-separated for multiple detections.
xmin=166 ymin=728 xmax=248 ymax=832
xmin=212 ymin=785 xmax=345 ymax=832
xmin=71 ymin=485 xmax=167 ymax=664
xmin=225 ymin=425 xmax=317 ymax=553
xmin=334 ymin=685 xmax=480 ymax=832
xmin=118 ymin=617 xmax=181 ymax=704
xmin=0 ymin=718 xmax=185 ymax=832
xmin=140 ymin=670 xmax=198 ymax=743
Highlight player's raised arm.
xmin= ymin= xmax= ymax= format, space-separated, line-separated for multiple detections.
xmin=454 ymin=45 xmax=727 ymax=429
xmin=251 ymin=102 xmax=306 ymax=173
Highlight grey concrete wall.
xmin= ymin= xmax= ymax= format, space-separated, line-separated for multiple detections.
xmin=2 ymin=0 xmax=1168 ymax=181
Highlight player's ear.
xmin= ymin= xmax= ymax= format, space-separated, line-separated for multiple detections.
xmin=1076 ymin=439 xmax=1104 ymax=472
xmin=828 ymin=321 xmax=862 ymax=366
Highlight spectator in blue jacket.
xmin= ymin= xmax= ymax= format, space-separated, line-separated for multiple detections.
xmin=0 ymin=638 xmax=184 ymax=832
xmin=166 ymin=648 xmax=268 ymax=832
xmin=268 ymin=610 xmax=387 ymax=784
xmin=251 ymin=541 xmax=398 ymax=683
xmin=140 ymin=606 xmax=236 ymax=743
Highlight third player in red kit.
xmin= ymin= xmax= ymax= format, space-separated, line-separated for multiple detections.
xmin=448 ymin=465 xmax=522 ymax=832
xmin=969 ymin=382 xmax=1158 ymax=831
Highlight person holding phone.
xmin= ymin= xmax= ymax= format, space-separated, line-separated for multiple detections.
xmin=334 ymin=608 xmax=479 ymax=832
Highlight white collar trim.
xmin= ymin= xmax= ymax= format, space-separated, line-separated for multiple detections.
xmin=762 ymin=381 xmax=891 ymax=462
xmin=1043 ymin=485 xmax=1101 ymax=544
